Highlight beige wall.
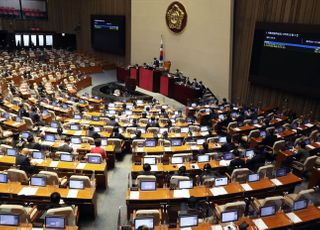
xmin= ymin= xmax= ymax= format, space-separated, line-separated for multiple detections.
xmin=131 ymin=0 xmax=233 ymax=99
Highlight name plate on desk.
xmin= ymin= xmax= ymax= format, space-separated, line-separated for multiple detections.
xmin=305 ymin=123 xmax=313 ymax=128
xmin=18 ymin=187 xmax=38 ymax=196
xmin=129 ymin=191 xmax=139 ymax=200
xmin=136 ymin=147 xmax=144 ymax=152
xmin=271 ymin=178 xmax=283 ymax=186
xmin=67 ymin=189 xmax=79 ymax=198
xmin=76 ymin=163 xmax=86 ymax=169
xmin=252 ymin=218 xmax=268 ymax=230
xmin=164 ymin=147 xmax=172 ymax=152
xmin=190 ymin=145 xmax=199 ymax=150
xmin=50 ymin=161 xmax=59 ymax=167
xmin=173 ymin=189 xmax=190 ymax=198
xmin=241 ymin=183 xmax=253 ymax=191
xmin=286 ymin=212 xmax=302 ymax=223
xmin=219 ymin=160 xmax=230 ymax=166
xmin=31 ymin=159 xmax=44 ymax=164
xmin=210 ymin=187 xmax=227 ymax=196
xmin=200 ymin=131 xmax=209 ymax=136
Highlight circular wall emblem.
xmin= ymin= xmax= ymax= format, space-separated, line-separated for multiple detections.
xmin=166 ymin=1 xmax=188 ymax=33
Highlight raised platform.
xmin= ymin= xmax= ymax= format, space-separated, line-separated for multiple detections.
xmin=91 ymin=82 xmax=153 ymax=102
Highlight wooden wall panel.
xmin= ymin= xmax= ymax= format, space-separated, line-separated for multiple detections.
xmin=232 ymin=0 xmax=320 ymax=119
xmin=0 ymin=0 xmax=131 ymax=65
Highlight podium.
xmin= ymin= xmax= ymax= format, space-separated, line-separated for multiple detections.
xmin=138 ymin=67 xmax=161 ymax=92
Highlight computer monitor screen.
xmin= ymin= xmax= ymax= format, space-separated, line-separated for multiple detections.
xmin=93 ymin=126 xmax=101 ymax=132
xmin=253 ymin=119 xmax=259 ymax=124
xmin=197 ymin=154 xmax=209 ymax=163
xmin=62 ymin=104 xmax=68 ymax=110
xmin=7 ymin=148 xmax=17 ymax=156
xmin=245 ymin=150 xmax=255 ymax=158
xmin=71 ymin=137 xmax=81 ymax=144
xmin=45 ymin=134 xmax=55 ymax=142
xmin=276 ymin=168 xmax=287 ymax=177
xmin=215 ymin=177 xmax=228 ymax=187
xmin=178 ymin=180 xmax=193 ymax=189
xmin=74 ymin=114 xmax=81 ymax=120
xmin=88 ymin=155 xmax=102 ymax=164
xmin=159 ymin=128 xmax=168 ymax=134
xmin=200 ymin=126 xmax=209 ymax=132
xmin=143 ymin=157 xmax=156 ymax=165
xmin=32 ymin=151 xmax=44 ymax=159
xmin=3 ymin=113 xmax=9 ymax=119
xmin=109 ymin=110 xmax=116 ymax=115
xmin=108 ymin=103 xmax=115 ymax=108
xmin=140 ymin=181 xmax=156 ymax=191
xmin=221 ymin=210 xmax=238 ymax=223
xmin=293 ymin=199 xmax=308 ymax=211
xmin=60 ymin=154 xmax=73 ymax=162
xmin=181 ymin=127 xmax=189 ymax=133
xmin=125 ymin=110 xmax=132 ymax=115
xmin=51 ymin=122 xmax=59 ymax=128
xmin=247 ymin=173 xmax=260 ymax=182
xmin=45 ymin=216 xmax=65 ymax=229
xmin=219 ymin=136 xmax=227 ymax=143
xmin=70 ymin=124 xmax=79 ymax=130
xmin=260 ymin=205 xmax=276 ymax=217
xmin=260 ymin=131 xmax=267 ymax=138
xmin=277 ymin=127 xmax=284 ymax=133
xmin=31 ymin=176 xmax=46 ymax=187
xmin=0 ymin=173 xmax=8 ymax=183
xmin=134 ymin=217 xmax=154 ymax=230
xmin=196 ymin=139 xmax=206 ymax=145
xmin=179 ymin=215 xmax=198 ymax=228
xmin=171 ymin=139 xmax=182 ymax=146
xmin=101 ymin=139 xmax=108 ymax=146
xmin=218 ymin=114 xmax=225 ymax=120
xmin=171 ymin=156 xmax=183 ymax=164
xmin=223 ymin=152 xmax=233 ymax=160
xmin=92 ymin=116 xmax=100 ymax=121
xmin=69 ymin=180 xmax=84 ymax=189
xmin=136 ymin=100 xmax=143 ymax=105
xmin=21 ymin=131 xmax=30 ymax=139
xmin=15 ymin=117 xmax=22 ymax=122
xmin=145 ymin=139 xmax=156 ymax=147
xmin=0 ymin=214 xmax=19 ymax=226
xmin=304 ymin=139 xmax=311 ymax=145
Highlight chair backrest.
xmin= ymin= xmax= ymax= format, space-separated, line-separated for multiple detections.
xmin=309 ymin=130 xmax=319 ymax=142
xmin=303 ymin=156 xmax=318 ymax=171
xmin=295 ymin=189 xmax=315 ymax=201
xmin=7 ymin=168 xmax=28 ymax=184
xmin=248 ymin=129 xmax=260 ymax=139
xmin=46 ymin=206 xmax=75 ymax=226
xmin=170 ymin=175 xmax=190 ymax=188
xmin=126 ymin=127 xmax=137 ymax=134
xmin=39 ymin=171 xmax=59 ymax=186
xmin=132 ymin=139 xmax=145 ymax=149
xmin=0 ymin=204 xmax=29 ymax=223
xmin=147 ymin=127 xmax=159 ymax=134
xmin=227 ymin=121 xmax=237 ymax=132
xmin=169 ymin=126 xmax=181 ymax=133
xmin=230 ymin=168 xmax=251 ymax=183
xmin=257 ymin=164 xmax=275 ymax=179
xmin=107 ymin=138 xmax=122 ymax=153
xmin=266 ymin=126 xmax=275 ymax=134
xmin=243 ymin=119 xmax=252 ymax=125
xmin=272 ymin=140 xmax=285 ymax=155
xmin=135 ymin=209 xmax=160 ymax=226
xmin=23 ymin=117 xmax=33 ymax=128
xmin=136 ymin=175 xmax=156 ymax=188
xmin=207 ymin=137 xmax=219 ymax=144
xmin=260 ymin=196 xmax=283 ymax=212
xmin=189 ymin=125 xmax=200 ymax=133
xmin=176 ymin=117 xmax=186 ymax=124
xmin=294 ymin=136 xmax=305 ymax=146
xmin=69 ymin=175 xmax=91 ymax=188
xmin=139 ymin=118 xmax=148 ymax=125
xmin=218 ymin=201 xmax=246 ymax=218
xmin=81 ymin=137 xmax=94 ymax=145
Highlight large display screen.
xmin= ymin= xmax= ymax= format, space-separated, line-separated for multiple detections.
xmin=91 ymin=15 xmax=125 ymax=55
xmin=249 ymin=23 xmax=320 ymax=98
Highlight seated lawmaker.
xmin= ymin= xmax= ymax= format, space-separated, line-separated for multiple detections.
xmin=16 ymin=148 xmax=36 ymax=175
xmin=292 ymin=142 xmax=310 ymax=163
xmin=245 ymin=146 xmax=267 ymax=171
xmin=90 ymin=139 xmax=107 ymax=160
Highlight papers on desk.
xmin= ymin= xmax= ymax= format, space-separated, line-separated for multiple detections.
xmin=211 ymin=225 xmax=223 ymax=230
xmin=307 ymin=144 xmax=315 ymax=150
xmin=31 ymin=159 xmax=44 ymax=164
xmin=234 ymin=128 xmax=241 ymax=132
xmin=210 ymin=187 xmax=227 ymax=196
xmin=200 ymin=131 xmax=209 ymax=136
xmin=18 ymin=187 xmax=38 ymax=196
xmin=219 ymin=160 xmax=231 ymax=166
xmin=276 ymin=134 xmax=281 ymax=138
xmin=173 ymin=189 xmax=190 ymax=198
xmin=254 ymin=124 xmax=262 ymax=128
xmin=190 ymin=145 xmax=199 ymax=150
xmin=276 ymin=118 xmax=282 ymax=121
xmin=181 ymin=227 xmax=192 ymax=230
xmin=175 ymin=133 xmax=181 ymax=137
xmin=286 ymin=212 xmax=302 ymax=223
xmin=191 ymin=163 xmax=199 ymax=169
xmin=129 ymin=191 xmax=139 ymax=200
xmin=76 ymin=163 xmax=86 ymax=169
xmin=164 ymin=147 xmax=172 ymax=152
xmin=271 ymin=178 xmax=283 ymax=186
xmin=73 ymin=131 xmax=83 ymax=136
xmin=67 ymin=189 xmax=79 ymax=198
xmin=316 ymin=142 xmax=320 ymax=145
xmin=305 ymin=123 xmax=313 ymax=128
xmin=241 ymin=183 xmax=253 ymax=191
xmin=136 ymin=147 xmax=144 ymax=152
xmin=150 ymin=165 xmax=158 ymax=172
xmin=253 ymin=218 xmax=268 ymax=230
xmin=50 ymin=161 xmax=59 ymax=167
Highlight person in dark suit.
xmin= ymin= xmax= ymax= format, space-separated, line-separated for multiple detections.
xmin=221 ymin=136 xmax=236 ymax=152
xmin=227 ymin=149 xmax=245 ymax=174
xmin=261 ymin=129 xmax=278 ymax=147
xmin=16 ymin=148 xmax=36 ymax=175
xmin=57 ymin=136 xmax=73 ymax=153
xmin=88 ymin=126 xmax=100 ymax=139
xmin=24 ymin=135 xmax=41 ymax=150
xmin=245 ymin=147 xmax=267 ymax=171
xmin=146 ymin=117 xmax=159 ymax=128
xmin=29 ymin=106 xmax=41 ymax=125
xmin=292 ymin=142 xmax=310 ymax=163
xmin=153 ymin=58 xmax=160 ymax=68
xmin=18 ymin=104 xmax=29 ymax=118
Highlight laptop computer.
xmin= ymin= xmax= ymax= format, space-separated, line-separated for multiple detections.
xmin=45 ymin=216 xmax=65 ymax=229
xmin=179 ymin=214 xmax=198 ymax=228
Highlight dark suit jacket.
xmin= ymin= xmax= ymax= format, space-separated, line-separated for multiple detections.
xmin=16 ymin=154 xmax=35 ymax=174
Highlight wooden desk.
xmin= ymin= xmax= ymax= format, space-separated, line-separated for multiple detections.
xmin=3 ymin=100 xmax=20 ymax=112
xmin=41 ymin=127 xmax=111 ymax=138
xmin=2 ymin=120 xmax=27 ymax=132
xmin=230 ymin=124 xmax=256 ymax=135
xmin=276 ymin=150 xmax=294 ymax=168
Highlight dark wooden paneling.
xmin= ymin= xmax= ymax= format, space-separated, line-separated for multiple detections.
xmin=232 ymin=0 xmax=320 ymax=119
xmin=0 ymin=0 xmax=131 ymax=65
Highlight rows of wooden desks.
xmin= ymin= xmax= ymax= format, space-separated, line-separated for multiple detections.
xmin=0 ymin=224 xmax=77 ymax=230
xmin=0 ymin=155 xmax=108 ymax=189
xmin=126 ymin=173 xmax=302 ymax=219
xmin=41 ymin=126 xmax=112 ymax=138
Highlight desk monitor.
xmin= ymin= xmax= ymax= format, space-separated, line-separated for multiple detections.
xmin=221 ymin=210 xmax=239 ymax=223
xmin=92 ymin=116 xmax=100 ymax=121
xmin=260 ymin=205 xmax=276 ymax=217
xmin=7 ymin=148 xmax=17 ymax=156
xmin=88 ymin=155 xmax=102 ymax=164
xmin=293 ymin=199 xmax=308 ymax=211
xmin=178 ymin=179 xmax=193 ymax=189
xmin=197 ymin=154 xmax=209 ymax=163
xmin=159 ymin=128 xmax=168 ymax=134
xmin=277 ymin=127 xmax=284 ymax=133
xmin=276 ymin=167 xmax=287 ymax=177
xmin=15 ymin=117 xmax=22 ymax=122
xmin=52 ymin=102 xmax=58 ymax=106
xmin=69 ymin=179 xmax=84 ymax=189
xmin=171 ymin=156 xmax=183 ymax=164
xmin=181 ymin=127 xmax=189 ymax=133
xmin=79 ymin=99 xmax=86 ymax=104
xmin=71 ymin=137 xmax=81 ymax=144
xmin=0 ymin=214 xmax=19 ymax=226
xmin=292 ymin=123 xmax=298 ymax=129
xmin=108 ymin=103 xmax=115 ymax=108
xmin=0 ymin=173 xmax=8 ymax=183
xmin=218 ymin=114 xmax=225 ymax=120
xmin=74 ymin=114 xmax=81 ymax=120
xmin=145 ymin=139 xmax=157 ymax=147
xmin=214 ymin=177 xmax=228 ymax=187
xmin=32 ymin=151 xmax=44 ymax=159
xmin=253 ymin=119 xmax=259 ymax=124
xmin=143 ymin=157 xmax=156 ymax=165
xmin=245 ymin=149 xmax=255 ymax=159
xmin=248 ymin=173 xmax=260 ymax=182
xmin=125 ymin=110 xmax=132 ymax=115
xmin=45 ymin=134 xmax=56 ymax=142
xmin=196 ymin=139 xmax=206 ymax=145
xmin=137 ymin=128 xmax=146 ymax=134
xmin=260 ymin=131 xmax=267 ymax=138
xmin=45 ymin=216 xmax=65 ymax=229
xmin=140 ymin=181 xmax=156 ymax=191
xmin=219 ymin=136 xmax=227 ymax=143
xmin=136 ymin=100 xmax=143 ymax=105
xmin=3 ymin=113 xmax=9 ymax=119
xmin=93 ymin=126 xmax=101 ymax=132
xmin=171 ymin=139 xmax=182 ymax=147
xmin=94 ymin=96 xmax=100 ymax=100
xmin=109 ymin=110 xmax=116 ymax=115
xmin=70 ymin=124 xmax=80 ymax=130
xmin=223 ymin=152 xmax=233 ymax=160
xmin=21 ymin=131 xmax=30 ymax=140
xmin=51 ymin=122 xmax=59 ymax=128
xmin=134 ymin=217 xmax=154 ymax=230
xmin=62 ymin=104 xmax=68 ymax=110
xmin=304 ymin=139 xmax=311 ymax=145
xmin=200 ymin=126 xmax=209 ymax=132
xmin=31 ymin=176 xmax=46 ymax=187
xmin=179 ymin=214 xmax=198 ymax=228
xmin=60 ymin=154 xmax=73 ymax=162
xmin=101 ymin=138 xmax=108 ymax=146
